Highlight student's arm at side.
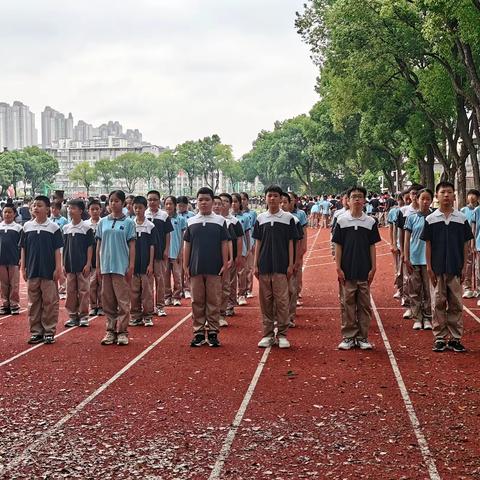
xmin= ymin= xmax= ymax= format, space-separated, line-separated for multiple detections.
xmin=294 ymin=241 xmax=302 ymax=273
xmin=301 ymin=231 xmax=307 ymax=257
xmin=54 ymin=248 xmax=64 ymax=283
xmin=334 ymin=243 xmax=345 ymax=284
xmin=163 ymin=233 xmax=170 ymax=261
xmin=83 ymin=245 xmax=93 ymax=276
xmin=368 ymin=244 xmax=377 ymax=284
xmin=126 ymin=239 xmax=135 ymax=282
xmin=462 ymin=241 xmax=469 ymax=284
xmin=227 ymin=241 xmax=234 ymax=269
xmin=253 ymin=239 xmax=261 ymax=278
xmin=425 ymin=240 xmax=437 ymax=287
xmin=287 ymin=239 xmax=294 ymax=279
xmin=20 ymin=247 xmax=27 ymax=282
xmin=147 ymin=245 xmax=155 ymax=276
xmin=219 ymin=240 xmax=229 ymax=275
xmin=389 ymin=224 xmax=395 ymax=250
xmin=96 ymin=239 xmax=101 ymax=280
xmin=404 ymin=231 xmax=413 ymax=274
xmin=235 ymin=237 xmax=243 ymax=268
xmin=183 ymin=241 xmax=191 ymax=281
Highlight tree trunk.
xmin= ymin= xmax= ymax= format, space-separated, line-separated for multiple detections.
xmin=419 ymin=146 xmax=435 ymax=191
xmin=457 ymin=161 xmax=467 ymax=208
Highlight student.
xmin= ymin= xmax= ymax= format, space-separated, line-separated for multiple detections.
xmin=124 ymin=194 xmax=135 ymax=218
xmin=177 ymin=196 xmax=194 ymax=299
xmin=388 ymin=193 xmax=404 ymax=300
xmin=183 ymin=187 xmax=229 ymax=347
xmin=50 ymin=201 xmax=68 ymax=229
xmin=85 ymin=199 xmax=103 ymax=316
xmin=219 ymin=193 xmax=244 ymax=325
xmin=20 ymin=196 xmax=64 ymax=344
xmin=421 ymin=182 xmax=473 ymax=352
xmin=146 ymin=190 xmax=173 ymax=317
xmin=320 ymin=195 xmax=331 ymax=228
xmin=0 ymin=203 xmax=22 ymax=315
xmin=96 ymin=190 xmax=136 ymax=346
xmin=333 ymin=186 xmax=381 ymax=350
xmin=289 ymin=192 xmax=308 ymax=301
xmin=232 ymin=193 xmax=251 ymax=306
xmin=164 ymin=196 xmax=187 ymax=307
xmin=460 ymin=189 xmax=479 ymax=298
xmin=130 ymin=196 xmax=156 ymax=327
xmin=240 ymin=192 xmax=256 ymax=299
xmin=404 ymin=189 xmax=433 ymax=330
xmin=330 ymin=192 xmax=349 ymax=257
xmin=63 ymin=199 xmax=95 ymax=328
xmin=253 ymin=186 xmax=298 ymax=349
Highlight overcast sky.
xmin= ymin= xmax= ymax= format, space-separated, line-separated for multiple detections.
xmin=1 ymin=0 xmax=319 ymax=157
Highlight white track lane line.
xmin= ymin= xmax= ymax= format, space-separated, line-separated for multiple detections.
xmin=0 ymin=308 xmax=27 ymax=322
xmin=463 ymin=305 xmax=480 ymax=325
xmin=209 ymin=346 xmax=272 ymax=480
xmin=370 ymin=296 xmax=440 ymax=480
xmin=0 ymin=312 xmax=192 ymax=475
xmin=0 ymin=315 xmax=98 ymax=368
xmin=303 ymin=228 xmax=322 ymax=266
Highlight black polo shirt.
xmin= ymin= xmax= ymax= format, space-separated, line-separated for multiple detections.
xmin=145 ymin=209 xmax=174 ymax=260
xmin=225 ymin=215 xmax=244 ymax=259
xmin=252 ymin=210 xmax=299 ymax=275
xmin=134 ymin=219 xmax=156 ymax=275
xmin=332 ymin=212 xmax=381 ymax=281
xmin=63 ymin=221 xmax=95 ymax=273
xmin=396 ymin=205 xmax=417 ymax=230
xmin=420 ymin=209 xmax=473 ymax=276
xmin=0 ymin=221 xmax=22 ymax=266
xmin=184 ymin=213 xmax=229 ymax=276
xmin=85 ymin=219 xmax=100 ymax=269
xmin=19 ymin=219 xmax=64 ymax=280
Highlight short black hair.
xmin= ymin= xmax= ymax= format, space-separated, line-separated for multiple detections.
xmin=147 ymin=190 xmax=161 ymax=199
xmin=108 ymin=190 xmax=126 ymax=203
xmin=219 ymin=192 xmax=233 ymax=204
xmin=165 ymin=195 xmax=177 ymax=206
xmin=281 ymin=191 xmax=291 ymax=202
xmin=177 ymin=196 xmax=189 ymax=205
xmin=3 ymin=202 xmax=16 ymax=215
xmin=68 ymin=198 xmax=86 ymax=212
xmin=126 ymin=194 xmax=135 ymax=201
xmin=213 ymin=195 xmax=222 ymax=201
xmin=133 ymin=195 xmax=147 ymax=208
xmin=409 ymin=183 xmax=424 ymax=193
xmin=197 ymin=187 xmax=214 ymax=199
xmin=88 ymin=198 xmax=102 ymax=209
xmin=435 ymin=181 xmax=455 ymax=193
xmin=467 ymin=189 xmax=480 ymax=197
xmin=264 ymin=185 xmax=283 ymax=196
xmin=346 ymin=186 xmax=367 ymax=198
xmin=232 ymin=192 xmax=243 ymax=210
xmin=34 ymin=195 xmax=51 ymax=207
xmin=418 ymin=188 xmax=434 ymax=200
xmin=51 ymin=200 xmax=62 ymax=210
xmin=240 ymin=192 xmax=249 ymax=200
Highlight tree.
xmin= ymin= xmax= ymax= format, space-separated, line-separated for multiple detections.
xmin=158 ymin=150 xmax=179 ymax=195
xmin=139 ymin=152 xmax=161 ymax=190
xmin=176 ymin=141 xmax=201 ymax=195
xmin=70 ymin=161 xmax=97 ymax=196
xmin=114 ymin=153 xmax=142 ymax=193
xmin=0 ymin=151 xmax=25 ymax=196
xmin=222 ymin=158 xmax=243 ymax=191
xmin=94 ymin=158 xmax=115 ymax=194
xmin=19 ymin=146 xmax=59 ymax=195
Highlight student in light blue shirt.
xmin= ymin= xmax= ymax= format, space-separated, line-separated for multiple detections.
xmin=460 ymin=189 xmax=479 ymax=298
xmin=50 ymin=201 xmax=68 ymax=229
xmin=320 ymin=196 xmax=331 ymax=228
xmin=388 ymin=194 xmax=404 ymax=301
xmin=241 ymin=192 xmax=257 ymax=298
xmin=404 ymin=189 xmax=433 ymax=330
xmin=164 ymin=196 xmax=187 ymax=306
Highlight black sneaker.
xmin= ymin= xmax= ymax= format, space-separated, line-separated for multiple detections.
xmin=207 ymin=333 xmax=220 ymax=347
xmin=89 ymin=308 xmax=98 ymax=316
xmin=10 ymin=307 xmax=20 ymax=315
xmin=190 ymin=334 xmax=206 ymax=347
xmin=447 ymin=339 xmax=466 ymax=353
xmin=65 ymin=318 xmax=80 ymax=328
xmin=432 ymin=339 xmax=447 ymax=352
xmin=0 ymin=307 xmax=11 ymax=315
xmin=27 ymin=334 xmax=44 ymax=344
xmin=43 ymin=334 xmax=55 ymax=344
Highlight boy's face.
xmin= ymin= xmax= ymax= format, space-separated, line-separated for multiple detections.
xmin=51 ymin=206 xmax=60 ymax=217
xmin=68 ymin=205 xmax=82 ymax=219
xmin=3 ymin=208 xmax=15 ymax=223
xmin=467 ymin=193 xmax=478 ymax=206
xmin=281 ymin=196 xmax=291 ymax=212
xmin=266 ymin=191 xmax=281 ymax=209
xmin=177 ymin=202 xmax=188 ymax=213
xmin=348 ymin=190 xmax=365 ymax=209
xmin=134 ymin=203 xmax=146 ymax=217
xmin=220 ymin=197 xmax=231 ymax=216
xmin=33 ymin=200 xmax=48 ymax=218
xmin=419 ymin=192 xmax=432 ymax=211
xmin=212 ymin=199 xmax=223 ymax=215
xmin=342 ymin=195 xmax=348 ymax=208
xmin=409 ymin=189 xmax=418 ymax=204
xmin=165 ymin=199 xmax=175 ymax=215
xmin=89 ymin=204 xmax=101 ymax=219
xmin=197 ymin=194 xmax=213 ymax=214
xmin=436 ymin=186 xmax=455 ymax=207
xmin=147 ymin=194 xmax=160 ymax=212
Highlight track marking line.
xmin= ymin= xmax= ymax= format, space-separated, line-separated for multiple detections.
xmin=209 ymin=346 xmax=272 ymax=480
xmin=0 ymin=312 xmax=192 ymax=475
xmin=304 ymin=252 xmax=392 ymax=269
xmin=463 ymin=305 xmax=480 ymax=325
xmin=0 ymin=308 xmax=27 ymax=322
xmin=303 ymin=228 xmax=322 ymax=267
xmin=0 ymin=316 xmax=98 ymax=368
xmin=370 ymin=296 xmax=440 ymax=480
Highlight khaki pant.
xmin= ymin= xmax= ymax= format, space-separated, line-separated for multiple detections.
xmin=246 ymin=250 xmax=254 ymax=293
xmin=463 ymin=249 xmax=474 ymax=291
xmin=297 ymin=262 xmax=303 ymax=296
xmin=165 ymin=259 xmax=182 ymax=301
xmin=65 ymin=272 xmax=90 ymax=319
xmin=220 ymin=270 xmax=230 ymax=316
xmin=402 ymin=260 xmax=411 ymax=307
xmin=288 ymin=273 xmax=298 ymax=322
xmin=228 ymin=264 xmax=237 ymax=310
xmin=431 ymin=274 xmax=463 ymax=340
xmin=237 ymin=259 xmax=248 ymax=297
xmin=153 ymin=259 xmax=166 ymax=308
xmin=394 ymin=251 xmax=403 ymax=296
xmin=259 ymin=273 xmax=289 ymax=338
xmin=182 ymin=264 xmax=190 ymax=295
xmin=409 ymin=265 xmax=431 ymax=321
xmin=131 ymin=273 xmax=154 ymax=320
xmin=27 ymin=278 xmax=59 ymax=336
xmin=190 ymin=274 xmax=222 ymax=334
xmin=89 ymin=268 xmax=102 ymax=309
xmin=102 ymin=274 xmax=131 ymax=334
xmin=339 ymin=280 xmax=372 ymax=340
xmin=0 ymin=265 xmax=20 ymax=308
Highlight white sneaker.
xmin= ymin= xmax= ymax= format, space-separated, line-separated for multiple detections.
xmin=157 ymin=308 xmax=167 ymax=317
xmin=278 ymin=337 xmax=290 ymax=349
xmin=238 ymin=296 xmax=247 ymax=306
xmin=338 ymin=338 xmax=356 ymax=350
xmin=116 ymin=333 xmax=129 ymax=345
xmin=403 ymin=309 xmax=413 ymax=319
xmin=401 ymin=298 xmax=406 ymax=306
xmin=173 ymin=299 xmax=181 ymax=306
xmin=423 ymin=319 xmax=433 ymax=330
xmin=164 ymin=298 xmax=173 ymax=306
xmin=463 ymin=290 xmax=475 ymax=299
xmin=258 ymin=336 xmax=275 ymax=348
xmin=357 ymin=338 xmax=373 ymax=350
xmin=476 ymin=298 xmax=480 ymax=306
xmin=184 ymin=291 xmax=191 ymax=299
xmin=413 ymin=320 xmax=423 ymax=330
xmin=219 ymin=317 xmax=228 ymax=327
xmin=393 ymin=291 xmax=401 ymax=299
xmin=246 ymin=292 xmax=254 ymax=299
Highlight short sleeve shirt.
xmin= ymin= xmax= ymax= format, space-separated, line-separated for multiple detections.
xmin=85 ymin=219 xmax=100 ymax=268
xmin=405 ymin=212 xmax=428 ymax=265
xmin=292 ymin=208 xmax=308 ymax=227
xmin=461 ymin=205 xmax=476 ymax=226
xmin=320 ymin=200 xmax=331 ymax=215
xmin=332 ymin=212 xmax=381 ymax=281
xmin=134 ymin=219 xmax=156 ymax=274
xmin=0 ymin=221 xmax=22 ymax=266
xmin=234 ymin=212 xmax=251 ymax=257
xmin=168 ymin=214 xmax=187 ymax=260
xmin=96 ymin=215 xmax=136 ymax=275
xmin=62 ymin=221 xmax=95 ymax=273
xmin=50 ymin=215 xmax=68 ymax=229
xmin=145 ymin=209 xmax=174 ymax=260
xmin=225 ymin=215 xmax=244 ymax=259
xmin=20 ymin=219 xmax=64 ymax=280
xmin=473 ymin=206 xmax=480 ymax=251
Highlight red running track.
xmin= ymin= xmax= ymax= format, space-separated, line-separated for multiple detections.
xmin=0 ymin=228 xmax=480 ymax=479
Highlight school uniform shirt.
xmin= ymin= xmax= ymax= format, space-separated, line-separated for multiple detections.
xmin=168 ymin=214 xmax=187 ymax=260
xmin=252 ymin=210 xmax=299 ymax=275
xmin=387 ymin=207 xmax=401 ymax=248
xmin=320 ymin=200 xmax=331 ymax=215
xmin=183 ymin=213 xmax=229 ymax=276
xmin=134 ymin=219 xmax=156 ymax=275
xmin=461 ymin=205 xmax=476 ymax=226
xmin=19 ymin=219 xmax=64 ymax=280
xmin=421 ymin=209 xmax=473 ymax=276
xmin=225 ymin=214 xmax=244 ymax=260
xmin=405 ymin=212 xmax=429 ymax=266
xmin=292 ymin=215 xmax=304 ymax=262
xmin=96 ymin=215 xmax=136 ymax=276
xmin=179 ymin=210 xmax=195 ymax=219
xmin=243 ymin=208 xmax=257 ymax=250
xmin=0 ymin=221 xmax=22 ymax=266
xmin=395 ymin=204 xmax=417 ymax=229
xmin=332 ymin=211 xmax=381 ymax=281
xmin=62 ymin=221 xmax=95 ymax=273
xmin=145 ymin=208 xmax=174 ymax=260
xmin=50 ymin=215 xmax=68 ymax=229
xmin=366 ymin=202 xmax=374 ymax=215
xmin=85 ymin=219 xmax=100 ymax=269
xmin=292 ymin=208 xmax=308 ymax=227
xmin=234 ymin=212 xmax=251 ymax=257
xmin=472 ymin=206 xmax=480 ymax=251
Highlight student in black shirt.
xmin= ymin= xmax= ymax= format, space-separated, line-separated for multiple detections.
xmin=20 ymin=196 xmax=64 ymax=344
xmin=253 ymin=186 xmax=298 ymax=349
xmin=421 ymin=181 xmax=473 ymax=353
xmin=333 ymin=186 xmax=381 ymax=351
xmin=85 ymin=199 xmax=103 ymax=316
xmin=183 ymin=187 xmax=229 ymax=347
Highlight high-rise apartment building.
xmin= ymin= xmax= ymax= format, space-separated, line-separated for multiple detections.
xmin=41 ymin=107 xmax=74 ymax=147
xmin=0 ymin=101 xmax=38 ymax=151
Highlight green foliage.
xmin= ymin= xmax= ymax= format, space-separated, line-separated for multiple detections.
xmin=0 ymin=151 xmax=25 ymax=196
xmin=114 ymin=153 xmax=142 ymax=193
xmin=176 ymin=141 xmax=201 ymax=195
xmin=19 ymin=147 xmax=59 ymax=195
xmin=94 ymin=158 xmax=115 ymax=193
xmin=69 ymin=161 xmax=97 ymax=195
xmin=158 ymin=150 xmax=179 ymax=195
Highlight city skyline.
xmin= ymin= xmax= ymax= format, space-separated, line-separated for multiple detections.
xmin=1 ymin=0 xmax=318 ymax=157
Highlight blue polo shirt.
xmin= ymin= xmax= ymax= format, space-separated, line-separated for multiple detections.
xmin=292 ymin=208 xmax=308 ymax=227
xmin=320 ymin=200 xmax=331 ymax=215
xmin=169 ymin=214 xmax=187 ymax=260
xmin=96 ymin=215 xmax=136 ymax=275
xmin=472 ymin=206 xmax=480 ymax=251
xmin=50 ymin=215 xmax=68 ymax=229
xmin=234 ymin=212 xmax=251 ymax=257
xmin=243 ymin=209 xmax=257 ymax=250
xmin=461 ymin=205 xmax=476 ymax=225
xmin=405 ymin=212 xmax=429 ymax=265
